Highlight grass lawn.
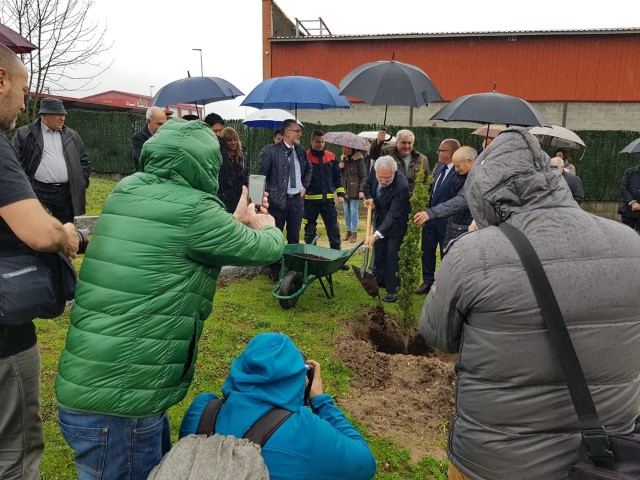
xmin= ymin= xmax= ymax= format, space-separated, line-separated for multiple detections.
xmin=37 ymin=177 xmax=447 ymax=479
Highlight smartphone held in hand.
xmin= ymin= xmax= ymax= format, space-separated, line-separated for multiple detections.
xmin=248 ymin=174 xmax=266 ymax=208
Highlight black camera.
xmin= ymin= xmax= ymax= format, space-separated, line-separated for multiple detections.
xmin=304 ymin=363 xmax=314 ymax=405
xmin=76 ymin=228 xmax=90 ymax=254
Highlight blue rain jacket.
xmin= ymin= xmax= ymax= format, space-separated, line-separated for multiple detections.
xmin=180 ymin=333 xmax=376 ymax=480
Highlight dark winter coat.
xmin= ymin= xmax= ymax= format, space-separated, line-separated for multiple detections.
xmin=305 ymin=149 xmax=344 ymax=201
xmin=369 ymin=142 xmax=429 ymax=193
xmin=340 ymin=151 xmax=367 ymax=199
xmin=12 ymin=120 xmax=91 ymax=216
xmin=421 ymin=128 xmax=640 ymax=479
xmin=619 ymin=165 xmax=640 ymax=218
xmin=259 ymin=141 xmax=312 ymax=211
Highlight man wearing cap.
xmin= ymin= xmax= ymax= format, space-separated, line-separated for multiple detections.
xmin=132 ymin=106 xmax=167 ymax=171
xmin=12 ymin=98 xmax=91 ymax=224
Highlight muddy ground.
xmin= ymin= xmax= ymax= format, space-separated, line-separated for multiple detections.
xmin=333 ymin=306 xmax=457 ymax=462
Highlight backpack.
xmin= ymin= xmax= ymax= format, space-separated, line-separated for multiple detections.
xmin=147 ymin=399 xmax=291 ymax=480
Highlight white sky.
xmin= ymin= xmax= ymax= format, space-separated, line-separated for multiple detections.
xmin=58 ymin=0 xmax=638 ymax=119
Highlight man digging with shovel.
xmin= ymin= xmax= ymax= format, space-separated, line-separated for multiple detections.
xmin=362 ymin=156 xmax=410 ymax=302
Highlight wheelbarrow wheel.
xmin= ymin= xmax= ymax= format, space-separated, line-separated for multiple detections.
xmin=279 ymin=271 xmax=303 ymax=309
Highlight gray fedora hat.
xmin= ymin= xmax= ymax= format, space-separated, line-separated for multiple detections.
xmin=39 ymin=98 xmax=67 ymax=115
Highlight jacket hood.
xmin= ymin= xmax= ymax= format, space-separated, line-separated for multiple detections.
xmin=222 ymin=333 xmax=306 ymax=409
xmin=139 ymin=118 xmax=222 ymax=194
xmin=465 ymin=127 xmax=575 ymax=227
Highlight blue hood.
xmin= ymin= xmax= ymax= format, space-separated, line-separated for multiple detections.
xmin=222 ymin=333 xmax=307 ymax=410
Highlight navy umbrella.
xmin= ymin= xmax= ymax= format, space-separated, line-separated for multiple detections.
xmin=620 ymin=138 xmax=640 ymax=154
xmin=431 ymin=91 xmax=551 ymax=128
xmin=339 ymin=60 xmax=442 ymax=125
xmin=152 ymin=76 xmax=243 ymax=108
xmin=240 ymin=75 xmax=351 ymax=118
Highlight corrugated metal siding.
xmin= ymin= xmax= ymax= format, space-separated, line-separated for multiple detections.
xmin=269 ymin=34 xmax=640 ymax=102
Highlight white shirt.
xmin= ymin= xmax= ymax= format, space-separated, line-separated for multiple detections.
xmin=34 ymin=121 xmax=68 ymax=183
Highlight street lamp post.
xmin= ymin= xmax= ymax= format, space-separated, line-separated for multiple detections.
xmin=192 ymin=48 xmax=204 ymax=117
xmin=150 ymin=85 xmax=154 ymax=97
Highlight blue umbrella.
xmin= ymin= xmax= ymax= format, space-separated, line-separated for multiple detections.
xmin=152 ymin=76 xmax=243 ymax=108
xmin=240 ymin=75 xmax=351 ymax=118
xmin=242 ymin=109 xmax=302 ymax=129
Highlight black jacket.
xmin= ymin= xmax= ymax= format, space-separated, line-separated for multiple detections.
xmin=131 ymin=124 xmax=152 ymax=171
xmin=217 ymin=140 xmax=248 ymax=212
xmin=305 ymin=149 xmax=345 ymax=201
xmin=12 ymin=120 xmax=91 ymax=216
xmin=619 ymin=165 xmax=640 ymax=218
xmin=364 ymin=169 xmax=410 ymax=238
xmin=259 ymin=141 xmax=312 ymax=211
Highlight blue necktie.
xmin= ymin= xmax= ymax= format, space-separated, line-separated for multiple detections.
xmin=376 ymin=185 xmax=383 ymax=200
xmin=433 ymin=166 xmax=448 ymax=194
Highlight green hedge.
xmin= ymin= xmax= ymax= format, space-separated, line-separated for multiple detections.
xmin=63 ymin=111 xmax=640 ymax=202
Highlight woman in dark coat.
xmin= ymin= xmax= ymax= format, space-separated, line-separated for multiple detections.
xmin=338 ymin=146 xmax=366 ymax=242
xmin=217 ymin=127 xmax=248 ymax=212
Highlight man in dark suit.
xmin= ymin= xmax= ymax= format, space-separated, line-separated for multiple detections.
xmin=363 ymin=155 xmax=410 ymax=303
xmin=618 ymin=161 xmax=640 ymax=232
xmin=416 ymin=138 xmax=461 ymax=295
xmin=550 ymin=156 xmax=584 ymax=204
xmin=132 ymin=106 xmax=167 ymax=171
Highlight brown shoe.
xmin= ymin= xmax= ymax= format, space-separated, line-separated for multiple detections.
xmin=415 ymin=283 xmax=431 ymax=295
xmin=349 ymin=232 xmax=357 ymax=243
xmin=342 ymin=231 xmax=352 ymax=241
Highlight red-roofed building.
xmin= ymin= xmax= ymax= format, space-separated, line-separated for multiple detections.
xmin=81 ymin=90 xmax=202 ymax=118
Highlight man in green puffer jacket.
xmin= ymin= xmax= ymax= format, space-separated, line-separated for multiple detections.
xmin=55 ymin=119 xmax=285 ymax=480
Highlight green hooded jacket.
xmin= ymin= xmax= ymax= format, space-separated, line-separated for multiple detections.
xmin=56 ymin=119 xmax=284 ymax=417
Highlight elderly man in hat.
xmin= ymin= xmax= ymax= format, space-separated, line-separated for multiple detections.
xmin=12 ymin=98 xmax=91 ymax=224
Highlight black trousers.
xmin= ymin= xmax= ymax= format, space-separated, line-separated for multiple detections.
xmin=303 ymin=199 xmax=341 ymax=250
xmin=31 ymin=180 xmax=74 ymax=224
xmin=621 ymin=215 xmax=640 ymax=233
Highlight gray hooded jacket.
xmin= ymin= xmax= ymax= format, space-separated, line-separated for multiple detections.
xmin=421 ymin=128 xmax=640 ymax=479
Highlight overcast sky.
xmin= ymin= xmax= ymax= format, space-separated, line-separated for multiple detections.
xmin=57 ymin=0 xmax=638 ymax=119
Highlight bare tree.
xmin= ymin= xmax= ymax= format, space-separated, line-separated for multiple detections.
xmin=1 ymin=0 xmax=112 ymax=119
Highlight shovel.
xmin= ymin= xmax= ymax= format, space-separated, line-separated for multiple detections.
xmin=352 ymin=202 xmax=379 ymax=298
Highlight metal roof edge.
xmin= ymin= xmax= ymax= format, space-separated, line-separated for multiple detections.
xmin=270 ymin=27 xmax=640 ymax=41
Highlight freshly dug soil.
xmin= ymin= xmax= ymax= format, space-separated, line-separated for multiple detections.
xmin=333 ymin=306 xmax=457 ymax=461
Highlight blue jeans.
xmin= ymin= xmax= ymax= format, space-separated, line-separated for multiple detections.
xmin=343 ymin=199 xmax=360 ymax=232
xmin=58 ymin=408 xmax=171 ymax=480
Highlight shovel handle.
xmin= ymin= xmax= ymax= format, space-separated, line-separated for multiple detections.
xmin=365 ymin=202 xmax=373 ymax=239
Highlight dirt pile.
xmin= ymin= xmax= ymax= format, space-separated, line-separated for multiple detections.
xmin=333 ymin=306 xmax=457 ymax=461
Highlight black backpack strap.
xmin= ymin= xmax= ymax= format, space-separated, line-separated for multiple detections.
xmin=243 ymin=408 xmax=292 ymax=447
xmin=498 ymin=222 xmax=614 ymax=469
xmin=196 ymin=398 xmax=224 ymax=436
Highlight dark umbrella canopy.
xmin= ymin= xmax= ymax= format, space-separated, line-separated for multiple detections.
xmin=620 ymin=138 xmax=640 ymax=154
xmin=240 ymin=75 xmax=351 ymax=111
xmin=339 ymin=60 xmax=442 ymax=107
xmin=431 ymin=91 xmax=551 ymax=127
xmin=0 ymin=23 xmax=37 ymax=54
xmin=152 ymin=76 xmax=243 ymax=107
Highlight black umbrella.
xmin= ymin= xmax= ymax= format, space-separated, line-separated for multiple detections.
xmin=339 ymin=59 xmax=442 ymax=125
xmin=152 ymin=76 xmax=243 ymax=113
xmin=430 ymin=91 xmax=551 ymax=128
xmin=620 ymin=138 xmax=640 ymax=154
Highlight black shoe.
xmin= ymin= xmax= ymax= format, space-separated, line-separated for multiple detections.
xmin=340 ymin=263 xmax=350 ymax=271
xmin=382 ymin=293 xmax=397 ymax=303
xmin=415 ymin=283 xmax=431 ymax=295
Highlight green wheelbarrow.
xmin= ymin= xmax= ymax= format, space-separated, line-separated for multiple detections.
xmin=271 ymin=240 xmax=364 ymax=309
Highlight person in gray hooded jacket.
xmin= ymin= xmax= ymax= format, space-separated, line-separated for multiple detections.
xmin=421 ymin=128 xmax=640 ymax=480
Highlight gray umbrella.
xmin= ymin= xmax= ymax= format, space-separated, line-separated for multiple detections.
xmin=620 ymin=138 xmax=640 ymax=154
xmin=339 ymin=60 xmax=442 ymax=125
xmin=431 ymin=91 xmax=551 ymax=127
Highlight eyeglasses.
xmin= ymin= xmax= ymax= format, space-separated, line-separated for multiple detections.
xmin=436 ymin=149 xmax=451 ymax=153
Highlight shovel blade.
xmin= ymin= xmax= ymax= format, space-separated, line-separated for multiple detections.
xmin=352 ymin=263 xmax=379 ymax=298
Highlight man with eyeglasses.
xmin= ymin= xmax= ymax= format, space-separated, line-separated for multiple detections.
xmin=259 ymin=118 xmax=312 ymax=280
xmin=132 ymin=106 xmax=167 ymax=171
xmin=415 ymin=138 xmax=461 ymax=295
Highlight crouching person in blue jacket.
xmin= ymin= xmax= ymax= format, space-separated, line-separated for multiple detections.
xmin=180 ymin=332 xmax=377 ymax=480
